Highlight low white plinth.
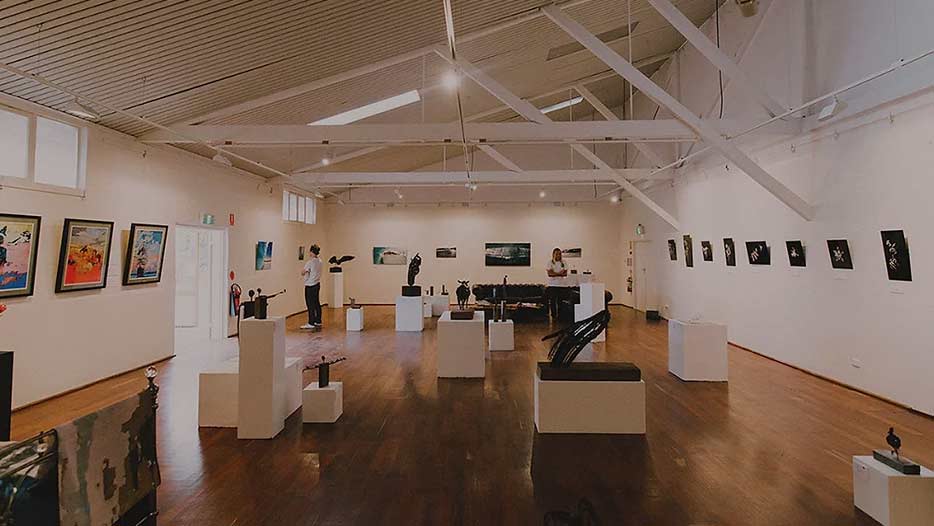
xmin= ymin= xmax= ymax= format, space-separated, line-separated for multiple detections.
xmin=238 ymin=317 xmax=287 ymax=439
xmin=574 ymin=282 xmax=605 ymax=342
xmin=395 ymin=295 xmax=424 ymax=332
xmin=534 ymin=371 xmax=645 ymax=434
xmin=423 ymin=296 xmax=433 ymax=318
xmin=198 ymin=358 xmax=239 ymax=428
xmin=489 ymin=320 xmax=515 ymax=351
xmin=330 ymin=272 xmax=344 ymax=308
xmin=853 ymin=456 xmax=934 ymax=526
xmin=437 ymin=310 xmax=486 ymax=378
xmin=668 ymin=319 xmax=728 ymax=381
xmin=346 ymin=307 xmax=364 ymax=331
xmin=303 ymin=382 xmax=343 ymax=423
xmin=283 ymin=357 xmax=303 ymax=418
xmin=431 ymin=295 xmax=450 ymax=316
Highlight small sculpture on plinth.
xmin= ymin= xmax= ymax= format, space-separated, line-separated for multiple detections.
xmin=348 ymin=297 xmax=360 ymax=309
xmin=328 ymin=254 xmax=355 ymax=273
xmin=254 ymin=288 xmax=286 ymax=320
xmin=451 ymin=280 xmax=474 ymax=320
xmin=441 ymin=284 xmax=448 ymax=295
xmin=873 ymin=427 xmax=921 ymax=475
xmin=543 ymin=309 xmax=611 ymax=367
xmin=401 ymin=253 xmax=422 ymax=297
xmin=305 ymin=355 xmax=347 ymax=388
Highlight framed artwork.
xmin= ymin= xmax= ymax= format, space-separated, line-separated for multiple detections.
xmin=256 ymin=241 xmax=273 ymax=270
xmin=56 ymin=218 xmax=115 ymax=293
xmin=299 ymin=246 xmax=305 ymax=261
xmin=485 ymin=242 xmax=531 ymax=267
xmin=745 ymin=241 xmax=770 ymax=265
xmin=881 ymin=230 xmax=911 ymax=282
xmin=123 ymin=223 xmax=168 ymax=286
xmin=723 ymin=238 xmax=736 ymax=267
xmin=786 ymin=240 xmax=806 ymax=267
xmin=561 ymin=248 xmax=582 ymax=258
xmin=373 ymin=246 xmax=407 ymax=265
xmin=683 ymin=235 xmax=694 ymax=268
xmin=435 ymin=247 xmax=457 ymax=259
xmin=0 ymin=213 xmax=42 ymax=299
xmin=668 ymin=239 xmax=677 ymax=261
xmin=827 ymin=239 xmax=853 ymax=269
xmin=701 ymin=241 xmax=713 ymax=262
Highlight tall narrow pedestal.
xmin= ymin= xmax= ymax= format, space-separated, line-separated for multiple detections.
xmin=668 ymin=319 xmax=728 ymax=381
xmin=437 ymin=310 xmax=485 ymax=378
xmin=423 ymin=296 xmax=432 ymax=318
xmin=346 ymin=307 xmax=364 ymax=331
xmin=395 ymin=295 xmax=424 ymax=332
xmin=574 ymin=282 xmax=606 ymax=342
xmin=489 ymin=320 xmax=515 ymax=351
xmin=238 ymin=317 xmax=286 ymax=439
xmin=330 ymin=272 xmax=344 ymax=308
xmin=853 ymin=456 xmax=934 ymax=526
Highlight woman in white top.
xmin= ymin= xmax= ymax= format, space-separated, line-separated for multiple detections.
xmin=301 ymin=244 xmax=323 ymax=329
xmin=545 ymin=247 xmax=568 ymax=320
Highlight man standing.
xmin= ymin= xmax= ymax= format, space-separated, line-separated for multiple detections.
xmin=301 ymin=244 xmax=323 ymax=329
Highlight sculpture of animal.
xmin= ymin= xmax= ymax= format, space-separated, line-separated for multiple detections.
xmin=887 ymin=427 xmax=902 ymax=458
xmin=456 ymin=280 xmax=470 ymax=309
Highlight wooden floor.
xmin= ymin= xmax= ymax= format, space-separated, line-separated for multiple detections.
xmin=14 ymin=306 xmax=934 ymax=525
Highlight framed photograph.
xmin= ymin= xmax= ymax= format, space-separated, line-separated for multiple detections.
xmin=723 ymin=238 xmax=736 ymax=267
xmin=683 ymin=235 xmax=694 ymax=268
xmin=485 ymin=242 xmax=531 ymax=267
xmin=745 ymin=241 xmax=770 ymax=265
xmin=668 ymin=239 xmax=677 ymax=261
xmin=561 ymin=248 xmax=582 ymax=258
xmin=123 ymin=223 xmax=168 ymax=286
xmin=786 ymin=240 xmax=806 ymax=267
xmin=881 ymin=230 xmax=911 ymax=282
xmin=299 ymin=246 xmax=305 ymax=261
xmin=56 ymin=218 xmax=115 ymax=293
xmin=827 ymin=239 xmax=853 ymax=269
xmin=256 ymin=241 xmax=273 ymax=270
xmin=701 ymin=241 xmax=713 ymax=262
xmin=373 ymin=246 xmax=407 ymax=265
xmin=0 ymin=213 xmax=42 ymax=299
xmin=435 ymin=247 xmax=457 ymax=259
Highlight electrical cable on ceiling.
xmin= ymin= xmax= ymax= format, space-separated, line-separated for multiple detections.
xmin=715 ymin=0 xmax=725 ymax=119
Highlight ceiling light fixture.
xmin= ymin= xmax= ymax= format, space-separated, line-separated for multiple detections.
xmin=540 ymin=96 xmax=584 ymax=114
xmin=734 ymin=0 xmax=758 ymax=17
xmin=394 ymin=188 xmax=404 ymax=200
xmin=211 ymin=152 xmax=233 ymax=167
xmin=313 ymin=190 xmax=325 ymax=199
xmin=539 ymin=189 xmax=547 ymax=198
xmin=610 ymin=194 xmax=620 ymax=204
xmin=320 ymin=156 xmax=331 ymax=166
xmin=441 ymin=70 xmax=460 ymax=90
xmin=308 ymin=90 xmax=421 ymax=125
xmin=64 ymin=98 xmax=100 ymax=121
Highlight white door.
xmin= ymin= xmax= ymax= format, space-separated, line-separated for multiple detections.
xmin=633 ymin=240 xmax=655 ymax=312
xmin=175 ymin=226 xmax=228 ymax=345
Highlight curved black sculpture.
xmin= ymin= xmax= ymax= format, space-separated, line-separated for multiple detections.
xmin=328 ymin=254 xmax=355 ymax=273
xmin=456 ymin=280 xmax=470 ymax=309
xmin=402 ymin=253 xmax=422 ymax=296
xmin=542 ymin=309 xmax=611 ymax=367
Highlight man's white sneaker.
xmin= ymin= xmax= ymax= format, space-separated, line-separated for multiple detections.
xmin=300 ymin=323 xmax=313 ymax=329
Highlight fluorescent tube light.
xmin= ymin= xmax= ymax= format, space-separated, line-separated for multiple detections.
xmin=540 ymin=96 xmax=584 ymax=114
xmin=309 ymin=90 xmax=421 ymax=125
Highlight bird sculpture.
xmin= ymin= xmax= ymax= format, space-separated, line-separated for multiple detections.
xmin=328 ymin=254 xmax=355 ymax=272
xmin=887 ymin=427 xmax=902 ymax=458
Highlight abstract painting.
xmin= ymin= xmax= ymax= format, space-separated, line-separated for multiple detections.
xmin=123 ymin=223 xmax=168 ymax=286
xmin=785 ymin=240 xmax=806 ymax=267
xmin=0 ymin=213 xmax=41 ymax=299
xmin=485 ymin=242 xmax=531 ymax=267
xmin=256 ymin=241 xmax=273 ymax=270
xmin=373 ymin=246 xmax=407 ymax=265
xmin=561 ymin=247 xmax=582 ymax=258
xmin=668 ymin=239 xmax=677 ymax=261
xmin=827 ymin=239 xmax=853 ymax=269
xmin=745 ymin=241 xmax=770 ymax=265
xmin=723 ymin=238 xmax=736 ymax=267
xmin=436 ymin=247 xmax=457 ymax=259
xmin=56 ymin=218 xmax=114 ymax=293
xmin=881 ymin=230 xmax=911 ymax=281
xmin=701 ymin=241 xmax=713 ymax=262
xmin=683 ymin=235 xmax=694 ymax=268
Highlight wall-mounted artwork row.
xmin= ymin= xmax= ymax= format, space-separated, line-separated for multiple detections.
xmin=683 ymin=235 xmax=694 ymax=268
xmin=561 ymin=248 xmax=582 ymax=258
xmin=827 ymin=239 xmax=853 ymax=269
xmin=373 ymin=247 xmax=407 ymax=265
xmin=881 ymin=230 xmax=911 ymax=282
xmin=256 ymin=241 xmax=273 ymax=271
xmin=0 ymin=213 xmax=41 ymax=299
xmin=485 ymin=243 xmax=531 ymax=267
xmin=56 ymin=218 xmax=115 ymax=293
xmin=701 ymin=241 xmax=713 ymax=262
xmin=723 ymin=238 xmax=736 ymax=267
xmin=123 ymin=223 xmax=168 ymax=286
xmin=667 ymin=239 xmax=677 ymax=261
xmin=745 ymin=241 xmax=770 ymax=265
xmin=436 ymin=247 xmax=457 ymax=259
xmin=786 ymin=240 xmax=806 ymax=267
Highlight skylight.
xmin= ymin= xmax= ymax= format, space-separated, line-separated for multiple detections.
xmin=540 ymin=96 xmax=584 ymax=114
xmin=308 ymin=90 xmax=421 ymax=125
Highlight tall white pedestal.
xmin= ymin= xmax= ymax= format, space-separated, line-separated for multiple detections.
xmin=395 ymin=295 xmax=424 ymax=332
xmin=534 ymin=371 xmax=645 ymax=434
xmin=303 ymin=382 xmax=343 ymax=423
xmin=346 ymin=307 xmax=364 ymax=331
xmin=489 ymin=320 xmax=514 ymax=351
xmin=431 ymin=295 xmax=450 ymax=316
xmin=437 ymin=310 xmax=485 ymax=378
xmin=423 ymin=296 xmax=432 ymax=318
xmin=853 ymin=456 xmax=934 ymax=526
xmin=238 ymin=317 xmax=286 ymax=439
xmin=668 ymin=319 xmax=728 ymax=381
xmin=330 ymin=272 xmax=344 ymax=308
xmin=574 ymin=282 xmax=606 ymax=342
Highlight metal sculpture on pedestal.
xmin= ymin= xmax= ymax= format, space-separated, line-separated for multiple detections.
xmin=537 ymin=309 xmax=640 ymax=382
xmin=305 ymin=355 xmax=347 ymax=388
xmin=401 ymin=253 xmax=422 ymax=297
xmin=543 ymin=309 xmax=611 ymax=367
xmin=328 ymin=255 xmax=355 ymax=273
xmin=874 ymin=427 xmax=921 ymax=474
xmin=254 ymin=288 xmax=286 ymax=320
xmin=451 ymin=280 xmax=474 ymax=320
xmin=348 ymin=297 xmax=360 ymax=309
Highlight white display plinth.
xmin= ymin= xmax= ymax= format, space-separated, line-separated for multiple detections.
xmin=437 ymin=310 xmax=486 ymax=378
xmin=283 ymin=357 xmax=303 ymax=418
xmin=853 ymin=456 xmax=934 ymax=526
xmin=395 ymin=295 xmax=424 ymax=332
xmin=574 ymin=282 xmax=605 ymax=342
xmin=198 ymin=358 xmax=239 ymax=428
xmin=534 ymin=371 xmax=645 ymax=434
xmin=431 ymin=295 xmax=450 ymax=316
xmin=423 ymin=296 xmax=432 ymax=318
xmin=489 ymin=320 xmax=515 ymax=351
xmin=330 ymin=272 xmax=344 ymax=308
xmin=668 ymin=319 xmax=728 ymax=381
xmin=346 ymin=307 xmax=364 ymax=331
xmin=303 ymin=382 xmax=343 ymax=423
xmin=237 ymin=317 xmax=287 ymax=439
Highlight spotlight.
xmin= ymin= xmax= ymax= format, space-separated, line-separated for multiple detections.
xmin=734 ymin=0 xmax=758 ymax=17
xmin=817 ymin=97 xmax=845 ymax=121
xmin=321 ymin=157 xmax=331 ymax=166
xmin=63 ymin=98 xmax=100 ymax=121
xmin=441 ymin=70 xmax=460 ymax=90
xmin=313 ymin=190 xmax=325 ymax=199
xmin=394 ymin=188 xmax=404 ymax=200
xmin=211 ymin=152 xmax=233 ymax=167
xmin=539 ymin=189 xmax=547 ymax=198
xmin=465 ymin=182 xmax=478 ymax=192
xmin=610 ymin=194 xmax=620 ymax=204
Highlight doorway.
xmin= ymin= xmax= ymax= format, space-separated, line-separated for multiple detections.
xmin=632 ymin=240 xmax=656 ymax=313
xmin=174 ymin=225 xmax=228 ymax=354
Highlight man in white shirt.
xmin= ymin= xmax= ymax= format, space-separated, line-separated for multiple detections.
xmin=301 ymin=244 xmax=323 ymax=329
xmin=545 ymin=247 xmax=568 ymax=320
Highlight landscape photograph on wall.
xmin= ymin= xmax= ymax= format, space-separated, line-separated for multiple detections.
xmin=485 ymin=242 xmax=531 ymax=267
xmin=373 ymin=246 xmax=407 ymax=265
xmin=256 ymin=241 xmax=273 ymax=270
xmin=0 ymin=213 xmax=41 ymax=299
xmin=561 ymin=248 xmax=582 ymax=258
xmin=435 ymin=247 xmax=457 ymax=259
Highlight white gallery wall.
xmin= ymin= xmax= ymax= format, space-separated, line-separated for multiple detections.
xmin=2 ymin=97 xmax=327 ymax=408
xmin=325 ymin=203 xmax=623 ymax=305
xmin=619 ymin=0 xmax=934 ymax=414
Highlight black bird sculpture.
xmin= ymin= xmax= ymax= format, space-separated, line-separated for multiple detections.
xmin=887 ymin=427 xmax=902 ymax=458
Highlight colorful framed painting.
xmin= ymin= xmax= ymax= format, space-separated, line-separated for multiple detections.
xmin=56 ymin=218 xmax=115 ymax=293
xmin=256 ymin=241 xmax=273 ymax=270
xmin=373 ymin=247 xmax=407 ymax=265
xmin=0 ymin=213 xmax=42 ymax=299
xmin=123 ymin=223 xmax=168 ymax=286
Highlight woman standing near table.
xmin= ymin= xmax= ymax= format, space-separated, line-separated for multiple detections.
xmin=545 ymin=247 xmax=568 ymax=320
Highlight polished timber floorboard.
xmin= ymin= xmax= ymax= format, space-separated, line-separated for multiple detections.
xmin=13 ymin=306 xmax=934 ymax=525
